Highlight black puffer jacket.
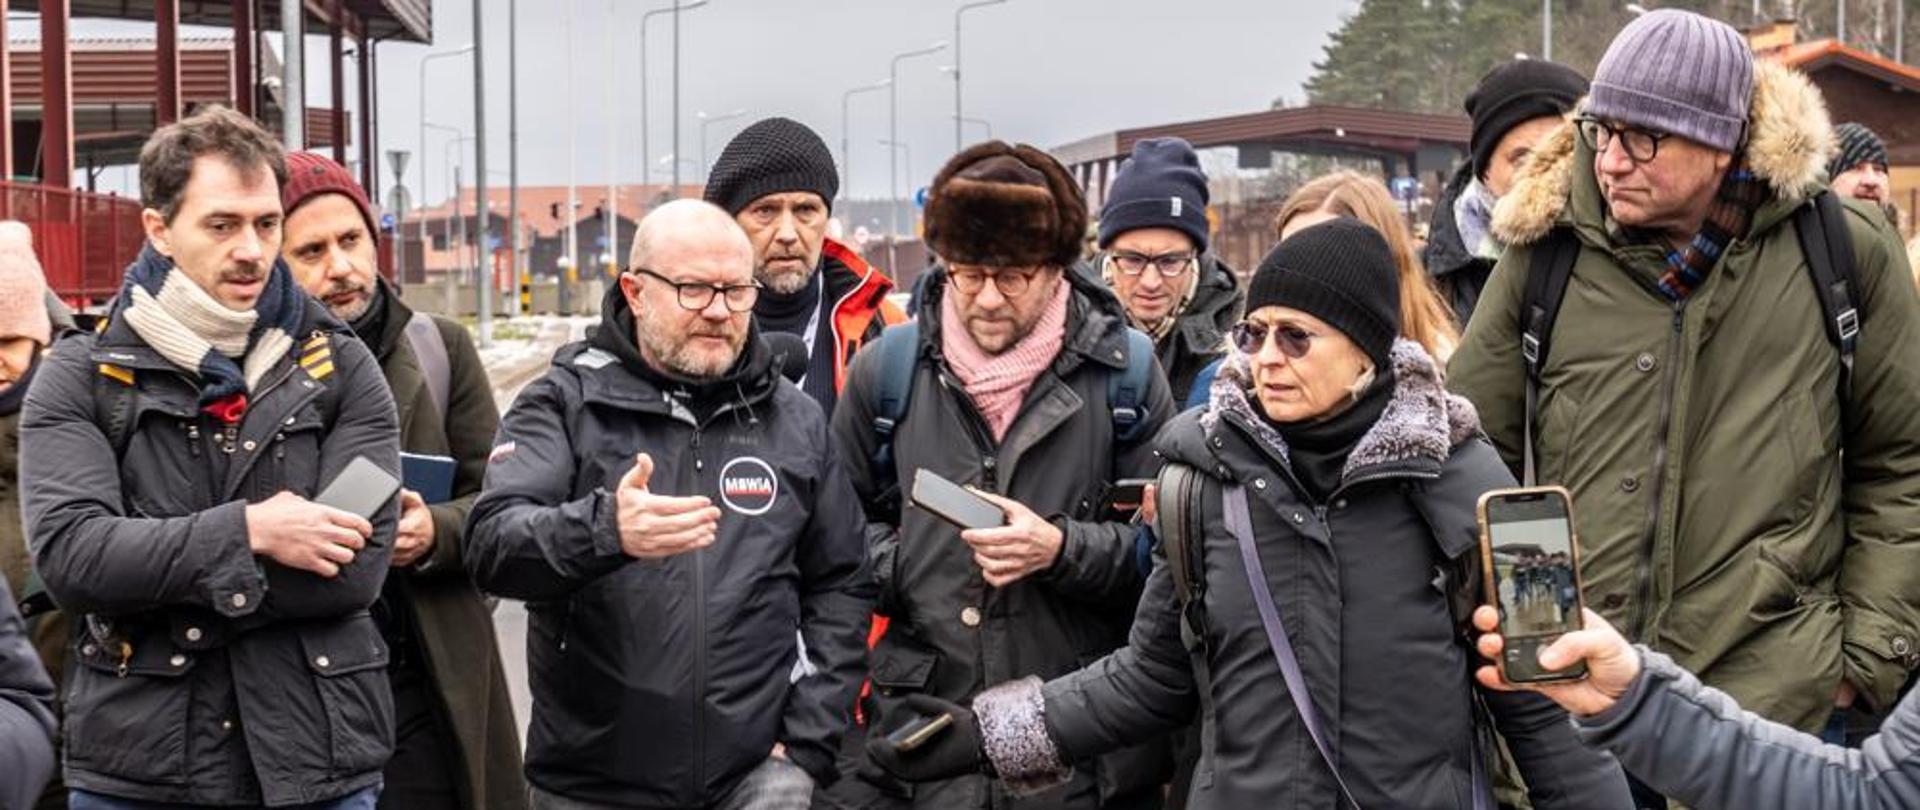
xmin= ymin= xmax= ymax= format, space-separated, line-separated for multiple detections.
xmin=466 ymin=290 xmax=873 ymax=807
xmin=831 ymin=265 xmax=1177 ymax=809
xmin=1423 ymin=165 xmax=1494 ymax=327
xmin=976 ymin=341 xmax=1632 ymax=810
xmin=22 ymin=296 xmax=400 ymax=806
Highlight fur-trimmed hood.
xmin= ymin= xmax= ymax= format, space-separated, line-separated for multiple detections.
xmin=1492 ymin=59 xmax=1835 ymax=247
xmin=1160 ymin=338 xmax=1481 ymax=482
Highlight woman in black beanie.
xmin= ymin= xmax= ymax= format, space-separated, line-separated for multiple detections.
xmin=868 ymin=219 xmax=1633 ymax=810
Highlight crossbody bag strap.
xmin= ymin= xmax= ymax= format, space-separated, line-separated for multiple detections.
xmin=1223 ymin=484 xmax=1362 ymax=810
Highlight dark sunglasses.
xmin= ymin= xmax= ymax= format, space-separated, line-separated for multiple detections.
xmin=1231 ymin=320 xmax=1317 ymax=358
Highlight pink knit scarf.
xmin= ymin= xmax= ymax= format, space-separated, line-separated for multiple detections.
xmin=941 ymin=277 xmax=1071 ymax=442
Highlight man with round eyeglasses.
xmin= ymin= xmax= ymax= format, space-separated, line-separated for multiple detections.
xmin=832 ymin=141 xmax=1177 ymax=810
xmin=467 ymin=199 xmax=874 ymax=810
xmin=1449 ymin=11 xmax=1920 ymax=807
xmin=1094 ymin=137 xmax=1241 ymax=405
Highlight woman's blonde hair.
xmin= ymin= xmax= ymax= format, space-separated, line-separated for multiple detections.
xmin=1274 ymin=171 xmax=1460 ymax=362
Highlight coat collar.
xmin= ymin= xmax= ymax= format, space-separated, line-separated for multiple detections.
xmin=1194 ymin=339 xmax=1481 ymax=482
xmin=1492 ymin=60 xmax=1834 ymax=248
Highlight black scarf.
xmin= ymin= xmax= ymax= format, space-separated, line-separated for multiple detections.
xmin=752 ymin=268 xmax=839 ymax=414
xmin=348 ymin=282 xmax=390 ymax=350
xmin=1272 ymin=370 xmax=1395 ymax=503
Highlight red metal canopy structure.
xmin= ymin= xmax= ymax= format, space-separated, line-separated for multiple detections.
xmin=2 ymin=0 xmax=430 ymax=303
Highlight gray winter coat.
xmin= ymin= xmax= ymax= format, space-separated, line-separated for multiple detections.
xmin=0 ymin=575 xmax=55 ymax=810
xmin=978 ymin=342 xmax=1631 ymax=810
xmin=831 ymin=265 xmax=1177 ymax=809
xmin=1576 ymin=646 xmax=1920 ymax=809
xmin=21 ymin=296 xmax=400 ymax=806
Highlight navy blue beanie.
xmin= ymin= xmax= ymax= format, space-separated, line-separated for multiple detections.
xmin=1098 ymin=137 xmax=1211 ymax=251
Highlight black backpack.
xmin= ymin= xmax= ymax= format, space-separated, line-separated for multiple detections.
xmin=1515 ymin=190 xmax=1863 ymax=484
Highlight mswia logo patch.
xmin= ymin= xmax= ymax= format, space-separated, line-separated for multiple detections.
xmin=719 ymin=456 xmax=778 ymax=516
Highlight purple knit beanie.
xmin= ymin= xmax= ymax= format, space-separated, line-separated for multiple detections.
xmin=1586 ymin=9 xmax=1753 ymax=153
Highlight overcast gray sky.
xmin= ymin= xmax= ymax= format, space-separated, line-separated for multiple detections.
xmin=382 ymin=0 xmax=1356 ymax=205
xmin=58 ymin=1 xmax=1357 ymax=205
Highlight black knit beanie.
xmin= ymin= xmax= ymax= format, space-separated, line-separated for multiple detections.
xmin=1098 ymin=137 xmax=1211 ymax=251
xmin=1827 ymin=122 xmax=1888 ymax=180
xmin=703 ymin=117 xmax=839 ymax=215
xmin=1465 ymin=59 xmax=1589 ymax=182
xmin=1246 ymin=218 xmax=1400 ymax=367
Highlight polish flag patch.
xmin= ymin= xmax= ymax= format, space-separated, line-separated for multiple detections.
xmin=488 ymin=441 xmax=518 ymax=464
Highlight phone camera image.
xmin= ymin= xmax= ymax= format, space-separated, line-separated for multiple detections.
xmin=1487 ymin=494 xmax=1579 ymax=640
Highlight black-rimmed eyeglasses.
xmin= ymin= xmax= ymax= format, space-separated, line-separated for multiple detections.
xmin=628 ymin=267 xmax=761 ymax=313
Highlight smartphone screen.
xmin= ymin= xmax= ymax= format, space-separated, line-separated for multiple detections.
xmin=1483 ymin=488 xmax=1587 ymax=683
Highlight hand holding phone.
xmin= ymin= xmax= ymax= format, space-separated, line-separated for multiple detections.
xmin=911 ymin=469 xmax=1007 ymax=530
xmin=1477 ymin=486 xmax=1589 ymax=684
xmin=247 ymin=456 xmax=396 ymax=578
xmin=886 ymin=712 xmax=954 ymax=753
xmin=1101 ymin=478 xmax=1154 ymax=523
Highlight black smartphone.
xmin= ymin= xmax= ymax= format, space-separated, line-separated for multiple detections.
xmin=886 ymin=712 xmax=954 ymax=753
xmin=315 ymin=456 xmax=402 ymax=520
xmin=1102 ymin=478 xmax=1154 ymax=522
xmin=1477 ymin=486 xmax=1589 ymax=684
xmin=910 ymin=468 xmax=1007 ymax=530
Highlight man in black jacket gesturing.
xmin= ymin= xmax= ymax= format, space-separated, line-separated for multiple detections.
xmin=467 ymin=199 xmax=874 ymax=810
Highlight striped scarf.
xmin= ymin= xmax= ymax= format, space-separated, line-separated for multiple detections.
xmin=113 ymin=244 xmax=302 ymax=412
xmin=1634 ymin=163 xmax=1767 ymax=301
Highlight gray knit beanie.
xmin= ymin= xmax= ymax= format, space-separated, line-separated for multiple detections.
xmin=1586 ymin=9 xmax=1753 ymax=153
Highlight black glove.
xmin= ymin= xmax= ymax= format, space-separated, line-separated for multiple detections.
xmin=865 ymin=694 xmax=987 ymax=783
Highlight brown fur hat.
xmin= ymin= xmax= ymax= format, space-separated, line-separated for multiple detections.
xmin=924 ymin=141 xmax=1087 ymax=268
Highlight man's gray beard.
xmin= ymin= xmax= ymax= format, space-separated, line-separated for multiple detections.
xmin=330 ymin=295 xmax=373 ymax=324
xmin=758 ymin=263 xmax=814 ymax=295
xmin=635 ymin=313 xmax=740 ymax=379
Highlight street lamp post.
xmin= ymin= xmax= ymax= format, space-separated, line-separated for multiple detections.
xmin=606 ymin=0 xmax=618 ymax=281
xmin=879 ymin=139 xmax=912 ymax=202
xmin=954 ymin=0 xmax=1007 ymax=154
xmin=957 ymin=116 xmax=992 ymax=140
xmin=444 ymin=134 xmax=477 ymax=282
xmin=698 ymin=108 xmax=748 ymax=182
xmin=472 ymin=0 xmax=493 ymax=346
xmin=639 ymin=0 xmax=711 ymax=194
xmin=889 ymin=40 xmax=947 ymax=276
xmin=422 ymin=121 xmax=462 ymax=292
xmin=840 ymin=79 xmax=889 ymax=206
xmin=1542 ymin=0 xmax=1552 ymax=61
xmin=418 ymin=45 xmax=475 ymax=232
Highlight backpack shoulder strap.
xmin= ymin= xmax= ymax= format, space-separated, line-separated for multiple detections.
xmin=1794 ymin=190 xmax=1863 ymax=402
xmin=404 ymin=311 xmax=453 ymax=418
xmin=1519 ymin=228 xmax=1580 ymax=486
xmin=1108 ymin=327 xmax=1156 ymax=443
xmin=94 ymin=361 xmax=138 ymax=456
xmin=1153 ymin=460 xmax=1216 ymax=788
xmin=865 ymin=321 xmax=921 ymax=512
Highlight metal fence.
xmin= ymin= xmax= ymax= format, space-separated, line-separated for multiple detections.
xmin=0 ymin=181 xmax=143 ymax=305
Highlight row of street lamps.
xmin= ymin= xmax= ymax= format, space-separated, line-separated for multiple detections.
xmin=411 ymin=0 xmax=1013 ymax=294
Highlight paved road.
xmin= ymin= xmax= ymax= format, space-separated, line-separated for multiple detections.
xmin=480 ymin=316 xmax=592 ymax=744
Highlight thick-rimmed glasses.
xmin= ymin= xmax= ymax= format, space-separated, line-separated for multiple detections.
xmin=1574 ymin=117 xmax=1672 ymax=164
xmin=948 ymin=265 xmax=1046 ymax=298
xmin=1231 ymin=320 xmax=1318 ymax=358
xmin=1104 ymin=251 xmax=1196 ymax=279
xmin=630 ymin=267 xmax=761 ymax=312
